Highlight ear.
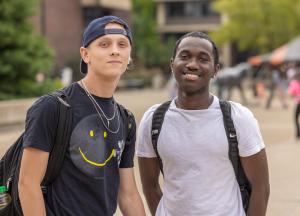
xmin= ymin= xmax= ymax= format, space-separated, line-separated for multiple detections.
xmin=80 ymin=47 xmax=89 ymax=64
xmin=127 ymin=57 xmax=133 ymax=70
xmin=213 ymin=63 xmax=220 ymax=77
xmin=170 ymin=58 xmax=174 ymax=74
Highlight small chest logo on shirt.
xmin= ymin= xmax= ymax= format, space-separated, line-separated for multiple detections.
xmin=229 ymin=133 xmax=237 ymax=138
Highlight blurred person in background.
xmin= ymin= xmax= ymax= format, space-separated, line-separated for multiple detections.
xmin=288 ymin=70 xmax=300 ymax=139
xmin=287 ymin=62 xmax=297 ymax=82
xmin=265 ymin=65 xmax=288 ymax=109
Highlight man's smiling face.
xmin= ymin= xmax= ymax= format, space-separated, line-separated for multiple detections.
xmin=171 ymin=36 xmax=217 ymax=95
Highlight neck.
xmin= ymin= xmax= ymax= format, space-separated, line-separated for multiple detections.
xmin=81 ymin=73 xmax=120 ymax=98
xmin=176 ymin=91 xmax=213 ymax=110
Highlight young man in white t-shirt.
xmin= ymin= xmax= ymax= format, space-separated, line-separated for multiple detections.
xmin=136 ymin=32 xmax=269 ymax=216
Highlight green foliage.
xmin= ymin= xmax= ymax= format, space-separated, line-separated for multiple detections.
xmin=0 ymin=0 xmax=54 ymax=99
xmin=0 ymin=79 xmax=62 ymax=100
xmin=132 ymin=0 xmax=175 ymax=69
xmin=211 ymin=0 xmax=300 ymax=53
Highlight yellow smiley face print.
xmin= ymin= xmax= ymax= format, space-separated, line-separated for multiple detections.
xmin=69 ymin=115 xmax=122 ymax=178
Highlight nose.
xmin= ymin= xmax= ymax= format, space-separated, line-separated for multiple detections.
xmin=111 ymin=43 xmax=120 ymax=56
xmin=186 ymin=58 xmax=199 ymax=70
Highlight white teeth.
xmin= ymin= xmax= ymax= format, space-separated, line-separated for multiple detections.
xmin=183 ymin=72 xmax=200 ymax=77
xmin=184 ymin=73 xmax=199 ymax=80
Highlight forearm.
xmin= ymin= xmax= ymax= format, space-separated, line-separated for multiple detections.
xmin=138 ymin=157 xmax=162 ymax=216
xmin=143 ymin=186 xmax=163 ymax=216
xmin=247 ymin=186 xmax=270 ymax=216
xmin=118 ymin=192 xmax=146 ymax=216
xmin=19 ymin=183 xmax=46 ymax=216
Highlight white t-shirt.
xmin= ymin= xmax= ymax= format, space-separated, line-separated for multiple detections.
xmin=136 ymin=95 xmax=265 ymax=216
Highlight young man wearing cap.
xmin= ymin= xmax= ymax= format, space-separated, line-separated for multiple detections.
xmin=18 ymin=16 xmax=146 ymax=216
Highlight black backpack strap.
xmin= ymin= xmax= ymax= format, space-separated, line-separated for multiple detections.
xmin=151 ymin=101 xmax=171 ymax=175
xmin=219 ymin=100 xmax=240 ymax=177
xmin=41 ymin=90 xmax=72 ymax=188
xmin=117 ymin=104 xmax=136 ymax=145
xmin=219 ymin=100 xmax=251 ymax=212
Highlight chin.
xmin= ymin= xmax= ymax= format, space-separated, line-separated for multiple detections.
xmin=180 ymin=85 xmax=207 ymax=95
xmin=109 ymin=66 xmax=126 ymax=73
xmin=101 ymin=67 xmax=125 ymax=76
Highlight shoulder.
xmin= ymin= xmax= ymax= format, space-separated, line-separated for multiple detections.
xmin=136 ymin=104 xmax=163 ymax=158
xmin=29 ymin=83 xmax=78 ymax=111
xmin=228 ymin=101 xmax=262 ymax=135
xmin=228 ymin=101 xmax=255 ymax=121
xmin=137 ymin=103 xmax=163 ymax=134
xmin=23 ymin=94 xmax=62 ymax=152
xmin=227 ymin=101 xmax=265 ymax=156
xmin=116 ymin=103 xmax=136 ymax=124
xmin=117 ymin=103 xmax=133 ymax=115
xmin=140 ymin=103 xmax=162 ymax=125
xmin=28 ymin=94 xmax=59 ymax=114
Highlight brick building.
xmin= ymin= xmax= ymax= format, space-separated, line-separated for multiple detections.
xmin=31 ymin=0 xmax=132 ymax=74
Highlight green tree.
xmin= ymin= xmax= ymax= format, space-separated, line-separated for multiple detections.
xmin=132 ymin=0 xmax=175 ymax=70
xmin=211 ymin=0 xmax=300 ymax=53
xmin=0 ymin=0 xmax=54 ymax=99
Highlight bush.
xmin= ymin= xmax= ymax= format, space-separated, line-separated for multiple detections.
xmin=0 ymin=0 xmax=54 ymax=99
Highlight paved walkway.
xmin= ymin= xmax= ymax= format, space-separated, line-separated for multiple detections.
xmin=1 ymin=88 xmax=300 ymax=216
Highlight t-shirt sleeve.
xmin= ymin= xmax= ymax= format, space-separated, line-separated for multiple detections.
xmin=119 ymin=113 xmax=136 ymax=168
xmin=23 ymin=95 xmax=59 ymax=152
xmin=231 ymin=102 xmax=265 ymax=157
xmin=136 ymin=104 xmax=160 ymax=158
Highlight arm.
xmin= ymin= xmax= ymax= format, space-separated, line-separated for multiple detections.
xmin=138 ymin=157 xmax=162 ymax=216
xmin=240 ymin=149 xmax=270 ymax=216
xmin=118 ymin=168 xmax=146 ymax=216
xmin=18 ymin=147 xmax=49 ymax=216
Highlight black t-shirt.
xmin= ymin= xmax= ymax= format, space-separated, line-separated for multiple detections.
xmin=23 ymin=83 xmax=136 ymax=216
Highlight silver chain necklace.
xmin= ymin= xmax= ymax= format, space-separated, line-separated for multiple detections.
xmin=81 ymin=80 xmax=117 ymax=121
xmin=80 ymin=80 xmax=120 ymax=134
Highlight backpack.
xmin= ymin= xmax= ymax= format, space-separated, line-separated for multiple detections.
xmin=0 ymin=91 xmax=135 ymax=216
xmin=0 ymin=91 xmax=72 ymax=216
xmin=151 ymin=100 xmax=251 ymax=213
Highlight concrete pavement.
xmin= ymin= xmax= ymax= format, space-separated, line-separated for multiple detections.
xmin=267 ymin=140 xmax=300 ymax=216
xmin=1 ymin=88 xmax=300 ymax=216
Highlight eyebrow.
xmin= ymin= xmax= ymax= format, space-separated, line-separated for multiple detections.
xmin=177 ymin=49 xmax=211 ymax=57
xmin=177 ymin=50 xmax=190 ymax=56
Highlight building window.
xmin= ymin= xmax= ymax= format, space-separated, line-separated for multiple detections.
xmin=167 ymin=2 xmax=184 ymax=17
xmin=166 ymin=1 xmax=218 ymax=18
xmin=83 ymin=7 xmax=111 ymax=27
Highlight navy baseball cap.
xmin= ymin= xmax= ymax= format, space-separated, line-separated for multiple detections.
xmin=80 ymin=15 xmax=132 ymax=74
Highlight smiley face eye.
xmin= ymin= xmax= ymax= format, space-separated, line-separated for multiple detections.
xmin=89 ymin=130 xmax=107 ymax=138
xmin=89 ymin=130 xmax=94 ymax=137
